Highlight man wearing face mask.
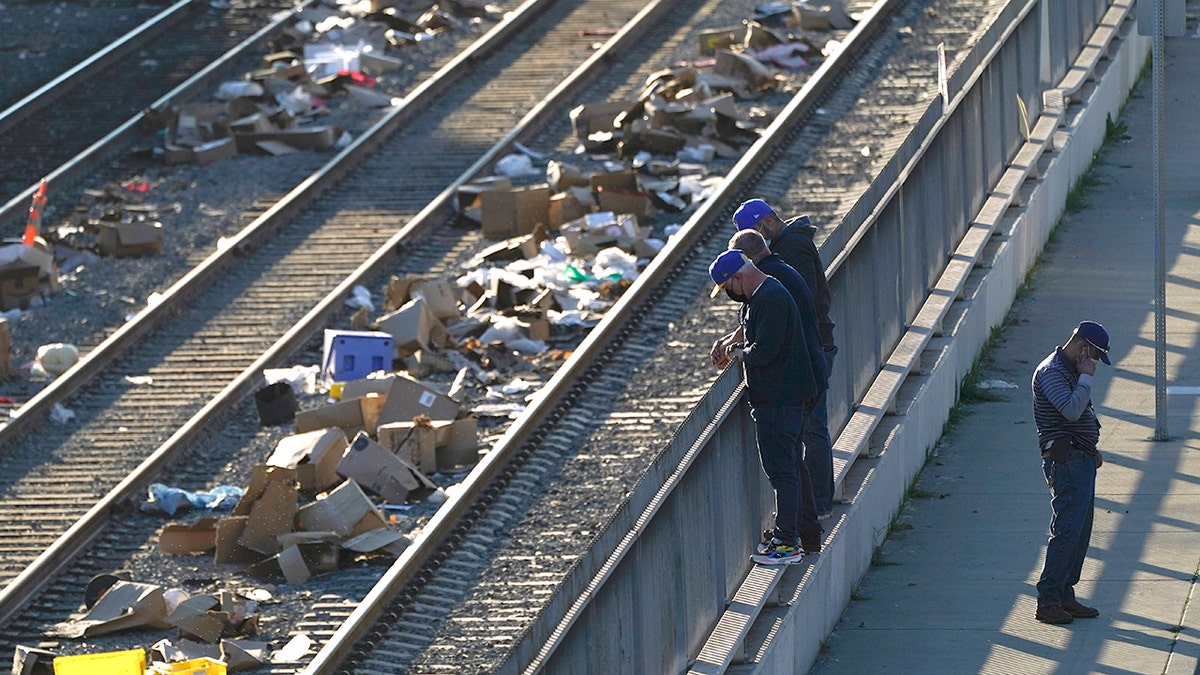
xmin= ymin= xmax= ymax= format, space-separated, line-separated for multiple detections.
xmin=1032 ymin=321 xmax=1110 ymax=625
xmin=733 ymin=199 xmax=838 ymax=522
xmin=708 ymin=250 xmax=824 ymax=564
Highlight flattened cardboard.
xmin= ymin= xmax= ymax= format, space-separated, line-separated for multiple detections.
xmin=266 ymin=428 xmax=348 ymax=493
xmin=97 ymin=221 xmax=163 ymax=258
xmin=231 ymin=125 xmax=342 ymax=152
xmin=221 ymin=639 xmax=268 ymax=672
xmin=60 ymin=581 xmax=169 ymax=638
xmin=293 ymin=398 xmax=365 ymax=436
xmin=336 ymin=433 xmax=423 ymax=503
xmin=160 ymin=517 xmax=219 ymax=555
xmin=341 ymin=527 xmax=406 ymax=552
xmin=377 ymin=373 xmax=459 ymax=425
xmin=237 ymin=475 xmax=297 ymax=555
xmin=194 ymin=137 xmax=238 ymax=164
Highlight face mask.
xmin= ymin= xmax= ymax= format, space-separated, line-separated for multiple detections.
xmin=725 ymin=287 xmax=749 ymax=304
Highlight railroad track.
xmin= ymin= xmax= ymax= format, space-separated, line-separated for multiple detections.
xmin=0 ymin=0 xmax=1021 ymax=669
xmin=0 ymin=0 xmax=292 ymax=208
xmin=0 ymin=0 xmax=776 ymax=662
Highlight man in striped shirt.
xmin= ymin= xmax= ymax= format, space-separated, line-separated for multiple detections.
xmin=1031 ymin=321 xmax=1110 ymax=625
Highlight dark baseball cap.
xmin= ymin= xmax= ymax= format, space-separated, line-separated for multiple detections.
xmin=1076 ymin=321 xmax=1111 ymax=365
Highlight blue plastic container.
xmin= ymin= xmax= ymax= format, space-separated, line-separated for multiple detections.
xmin=322 ymin=330 xmax=394 ymax=382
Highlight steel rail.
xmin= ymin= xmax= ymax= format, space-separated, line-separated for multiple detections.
xmin=0 ymin=0 xmax=613 ymax=629
xmin=0 ymin=0 xmax=201 ymax=136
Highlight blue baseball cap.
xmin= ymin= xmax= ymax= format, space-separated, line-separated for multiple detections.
xmin=709 ymin=250 xmax=751 ymax=298
xmin=733 ymin=199 xmax=775 ymax=231
xmin=1075 ymin=321 xmax=1111 ymax=365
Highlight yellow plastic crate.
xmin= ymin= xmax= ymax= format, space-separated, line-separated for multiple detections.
xmin=149 ymin=657 xmax=227 ymax=675
xmin=150 ymin=658 xmax=226 ymax=672
xmin=53 ymin=649 xmax=146 ymax=675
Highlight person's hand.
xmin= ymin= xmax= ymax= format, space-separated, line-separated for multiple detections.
xmin=1076 ymin=351 xmax=1096 ymax=376
xmin=711 ymin=339 xmax=731 ymax=369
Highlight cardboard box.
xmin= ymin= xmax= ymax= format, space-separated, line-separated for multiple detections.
xmin=97 ymin=221 xmax=164 ymax=258
xmin=336 ymin=432 xmax=433 ymax=503
xmin=480 ymin=184 xmax=551 ymax=240
xmin=376 ymin=297 xmax=438 ymax=353
xmin=377 ymin=421 xmax=438 ymax=474
xmin=457 ymin=175 xmax=514 ymax=213
xmin=160 ymin=518 xmax=219 ymax=555
xmin=596 ymin=186 xmax=650 ymax=223
xmin=698 ymin=26 xmax=743 ymax=55
xmin=296 ymin=480 xmax=387 ymax=537
xmin=266 ymin=428 xmax=348 ymax=493
xmin=0 ymin=262 xmax=40 ymax=311
xmin=339 ymin=372 xmax=397 ymax=401
xmin=589 ymin=170 xmax=639 ymax=195
xmin=437 ymin=415 xmax=480 ymax=470
xmin=377 ymin=373 xmax=459 ymax=425
xmin=322 ymin=329 xmax=394 ymax=382
xmin=410 ymin=279 xmax=462 ymax=322
xmin=569 ymin=101 xmax=633 ymax=139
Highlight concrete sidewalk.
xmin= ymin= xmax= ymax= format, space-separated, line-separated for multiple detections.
xmin=808 ymin=35 xmax=1200 ymax=675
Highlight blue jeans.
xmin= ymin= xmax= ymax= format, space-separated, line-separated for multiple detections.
xmin=804 ymin=349 xmax=836 ymax=514
xmin=750 ymin=405 xmax=821 ymax=545
xmin=1037 ymin=447 xmax=1096 ymax=606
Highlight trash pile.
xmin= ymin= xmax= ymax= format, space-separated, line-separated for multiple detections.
xmin=143 ymin=0 xmax=502 ymax=165
xmin=18 ymin=576 xmax=279 ymax=671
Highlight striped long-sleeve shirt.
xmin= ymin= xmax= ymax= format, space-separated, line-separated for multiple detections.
xmin=1031 ymin=347 xmax=1101 ymax=452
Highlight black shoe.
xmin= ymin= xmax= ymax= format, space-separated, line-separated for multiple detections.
xmin=801 ymin=538 xmax=822 ymax=555
xmin=1062 ymin=598 xmax=1099 ymax=618
xmin=1036 ymin=604 xmax=1074 ymax=624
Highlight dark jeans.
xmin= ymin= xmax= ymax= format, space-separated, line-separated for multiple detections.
xmin=750 ymin=405 xmax=821 ymax=545
xmin=1037 ymin=447 xmax=1096 ymax=607
xmin=804 ymin=351 xmax=836 ymax=514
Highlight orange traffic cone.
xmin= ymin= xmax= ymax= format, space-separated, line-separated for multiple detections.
xmin=23 ymin=179 xmax=47 ymax=246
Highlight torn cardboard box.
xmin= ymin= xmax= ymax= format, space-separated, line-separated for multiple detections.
xmin=337 ymin=432 xmax=436 ymax=503
xmin=295 ymin=479 xmax=387 ymax=538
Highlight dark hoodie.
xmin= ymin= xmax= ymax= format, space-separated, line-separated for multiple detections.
xmin=770 ymin=215 xmax=836 ymax=352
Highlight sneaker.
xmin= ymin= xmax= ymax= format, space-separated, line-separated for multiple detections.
xmin=1035 ymin=604 xmax=1074 ymax=624
xmin=801 ymin=538 xmax=822 ymax=555
xmin=751 ymin=541 xmax=803 ymax=565
xmin=818 ymin=510 xmax=833 ymax=521
xmin=1062 ymin=598 xmax=1099 ymax=618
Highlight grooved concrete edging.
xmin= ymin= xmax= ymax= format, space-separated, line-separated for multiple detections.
xmin=749 ymin=24 xmax=1151 ymax=675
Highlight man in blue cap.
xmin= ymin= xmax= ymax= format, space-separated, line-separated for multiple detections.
xmin=1031 ymin=320 xmax=1110 ymax=624
xmin=734 ymin=199 xmax=838 ymax=520
xmin=709 ymin=249 xmax=823 ymax=565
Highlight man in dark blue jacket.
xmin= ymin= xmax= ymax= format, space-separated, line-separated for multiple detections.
xmin=709 ymin=249 xmax=823 ymax=565
xmin=734 ymin=199 xmax=838 ymax=520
